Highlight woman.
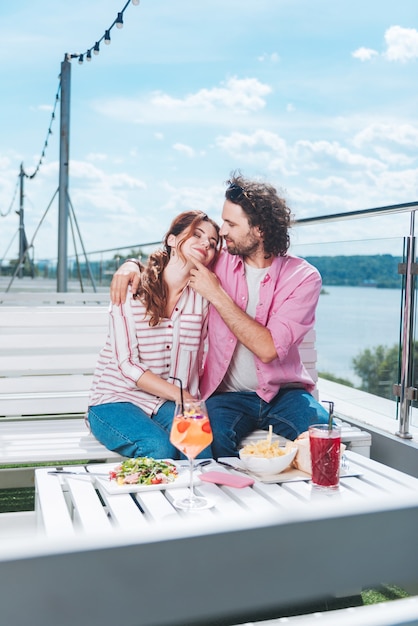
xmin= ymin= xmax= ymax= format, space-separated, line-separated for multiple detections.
xmin=87 ymin=211 xmax=221 ymax=459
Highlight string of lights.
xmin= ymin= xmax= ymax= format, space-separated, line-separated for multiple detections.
xmin=1 ymin=0 xmax=140 ymax=222
xmin=22 ymin=83 xmax=61 ymax=181
xmin=66 ymin=0 xmax=139 ymax=65
xmin=0 ymin=175 xmax=19 ymax=218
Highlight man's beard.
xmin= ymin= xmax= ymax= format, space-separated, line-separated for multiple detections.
xmin=225 ymin=235 xmax=260 ymax=257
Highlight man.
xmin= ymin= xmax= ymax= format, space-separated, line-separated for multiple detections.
xmin=111 ymin=172 xmax=329 ymax=457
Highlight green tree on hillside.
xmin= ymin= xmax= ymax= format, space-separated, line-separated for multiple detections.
xmin=351 ymin=343 xmax=418 ymax=407
xmin=304 ymin=254 xmax=402 ymax=288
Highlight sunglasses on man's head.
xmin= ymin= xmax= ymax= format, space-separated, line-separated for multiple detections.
xmin=226 ymin=183 xmax=257 ymax=209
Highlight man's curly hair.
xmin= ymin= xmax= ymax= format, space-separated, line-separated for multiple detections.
xmin=225 ymin=172 xmax=293 ymax=257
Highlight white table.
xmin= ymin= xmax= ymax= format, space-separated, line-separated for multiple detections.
xmin=35 ymin=452 xmax=417 ymax=537
xmin=29 ymin=452 xmax=418 ymax=626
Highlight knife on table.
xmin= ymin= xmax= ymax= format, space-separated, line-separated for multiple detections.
xmin=215 ymin=460 xmax=253 ymax=475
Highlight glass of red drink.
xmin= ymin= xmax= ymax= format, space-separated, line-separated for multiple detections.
xmin=309 ymin=424 xmax=342 ymax=489
xmin=170 ymin=398 xmax=214 ymax=510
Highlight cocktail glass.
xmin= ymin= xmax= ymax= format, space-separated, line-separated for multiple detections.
xmin=309 ymin=424 xmax=342 ymax=490
xmin=169 ymin=398 xmax=213 ymax=510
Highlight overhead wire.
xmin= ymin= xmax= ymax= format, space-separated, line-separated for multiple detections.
xmin=1 ymin=0 xmax=140 ymax=262
xmin=0 ymin=175 xmax=19 ymax=217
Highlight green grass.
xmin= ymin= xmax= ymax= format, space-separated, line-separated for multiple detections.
xmin=0 ymin=460 xmax=90 ymax=513
xmin=0 ymin=487 xmax=35 ymax=512
xmin=362 ymin=585 xmax=410 ymax=604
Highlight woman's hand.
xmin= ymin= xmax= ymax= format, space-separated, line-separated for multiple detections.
xmin=136 ymin=370 xmax=197 ymax=405
xmin=110 ymin=262 xmax=141 ymax=305
xmin=179 ymin=390 xmax=196 ymax=404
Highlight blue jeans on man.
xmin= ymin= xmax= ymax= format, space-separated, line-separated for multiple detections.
xmin=206 ymin=388 xmax=329 ymax=459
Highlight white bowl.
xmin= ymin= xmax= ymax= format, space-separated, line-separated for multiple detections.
xmin=239 ymin=446 xmax=297 ymax=476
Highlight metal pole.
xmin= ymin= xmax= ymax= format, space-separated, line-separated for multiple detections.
xmin=394 ymin=211 xmax=416 ymax=439
xmin=18 ymin=163 xmax=25 ymax=279
xmin=57 ymin=56 xmax=71 ymax=292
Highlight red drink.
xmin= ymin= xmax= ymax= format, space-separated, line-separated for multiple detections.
xmin=309 ymin=425 xmax=341 ymax=489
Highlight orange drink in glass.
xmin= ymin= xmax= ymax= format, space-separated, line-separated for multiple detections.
xmin=170 ymin=399 xmax=213 ymax=510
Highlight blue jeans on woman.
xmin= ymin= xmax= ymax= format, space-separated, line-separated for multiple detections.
xmin=88 ymin=400 xmax=212 ymax=459
xmin=88 ymin=401 xmax=178 ymax=459
xmin=206 ymin=389 xmax=329 ymax=459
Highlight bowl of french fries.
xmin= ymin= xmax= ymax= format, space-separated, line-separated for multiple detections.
xmin=239 ymin=431 xmax=297 ymax=476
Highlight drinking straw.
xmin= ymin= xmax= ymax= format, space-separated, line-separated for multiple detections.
xmin=170 ymin=376 xmax=184 ymax=413
xmin=322 ymin=400 xmax=335 ymax=431
xmin=268 ymin=424 xmax=273 ymax=444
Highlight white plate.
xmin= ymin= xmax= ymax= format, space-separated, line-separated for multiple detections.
xmin=94 ymin=463 xmax=201 ymax=495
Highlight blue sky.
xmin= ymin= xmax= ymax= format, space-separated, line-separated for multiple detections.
xmin=1 ymin=0 xmax=417 ymax=263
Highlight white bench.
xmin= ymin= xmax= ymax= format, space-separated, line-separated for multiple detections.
xmin=0 ymin=296 xmax=370 ymax=487
xmin=0 ymin=301 xmax=122 ymax=486
xmin=0 ymin=291 xmax=111 ymax=306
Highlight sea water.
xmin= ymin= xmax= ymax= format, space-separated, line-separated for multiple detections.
xmin=315 ymin=286 xmax=403 ymax=385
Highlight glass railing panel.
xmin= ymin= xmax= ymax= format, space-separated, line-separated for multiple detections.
xmin=292 ymin=212 xmax=410 ymax=427
xmin=3 ymin=205 xmax=418 ymax=432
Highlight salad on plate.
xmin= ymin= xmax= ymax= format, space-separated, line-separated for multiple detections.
xmin=109 ymin=457 xmax=179 ymax=486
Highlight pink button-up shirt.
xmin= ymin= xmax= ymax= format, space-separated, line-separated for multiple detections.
xmin=199 ymin=251 xmax=322 ymax=402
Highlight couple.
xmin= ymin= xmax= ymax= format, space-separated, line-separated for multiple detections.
xmin=87 ymin=172 xmax=328 ymax=460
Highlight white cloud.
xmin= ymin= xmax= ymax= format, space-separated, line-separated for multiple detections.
xmin=351 ymin=47 xmax=378 ymax=62
xmin=216 ymin=129 xmax=287 ymax=155
xmin=216 ymin=129 xmax=293 ymax=174
xmin=352 ymin=26 xmax=418 ymax=63
xmin=152 ymin=77 xmax=272 ymax=113
xmin=383 ymin=25 xmax=418 ymax=62
xmin=373 ymin=146 xmax=415 ymax=166
xmin=95 ymin=77 xmax=272 ymax=125
xmin=295 ymin=139 xmax=386 ymax=171
xmin=172 ymin=143 xmax=195 ymax=158
xmin=353 ymin=123 xmax=418 ymax=149
xmin=37 ymin=104 xmax=54 ymax=112
xmin=86 ymin=153 xmax=108 ymax=162
xmin=257 ymin=52 xmax=280 ymax=63
xmin=68 ymin=160 xmax=147 ymax=192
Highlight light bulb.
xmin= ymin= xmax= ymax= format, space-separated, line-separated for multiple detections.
xmin=104 ymin=30 xmax=111 ymax=44
xmin=116 ymin=12 xmax=123 ymax=28
xmin=93 ymin=42 xmax=100 ymax=55
xmin=86 ymin=50 xmax=92 ymax=61
xmin=78 ymin=54 xmax=84 ymax=64
xmin=132 ymin=0 xmax=140 ymax=5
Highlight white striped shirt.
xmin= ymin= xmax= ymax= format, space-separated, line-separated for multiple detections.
xmin=89 ymin=286 xmax=208 ymax=416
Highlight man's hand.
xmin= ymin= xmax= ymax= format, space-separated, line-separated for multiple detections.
xmin=189 ymin=258 xmax=277 ymax=363
xmin=188 ymin=257 xmax=221 ymax=303
xmin=110 ymin=262 xmax=141 ymax=305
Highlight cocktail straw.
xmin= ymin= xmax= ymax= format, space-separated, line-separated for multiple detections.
xmin=170 ymin=376 xmax=184 ymax=413
xmin=322 ymin=400 xmax=335 ymax=431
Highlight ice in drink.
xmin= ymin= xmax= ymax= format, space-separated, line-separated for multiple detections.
xmin=309 ymin=424 xmax=341 ymax=489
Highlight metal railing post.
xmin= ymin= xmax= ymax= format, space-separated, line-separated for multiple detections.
xmin=393 ymin=211 xmax=416 ymax=439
